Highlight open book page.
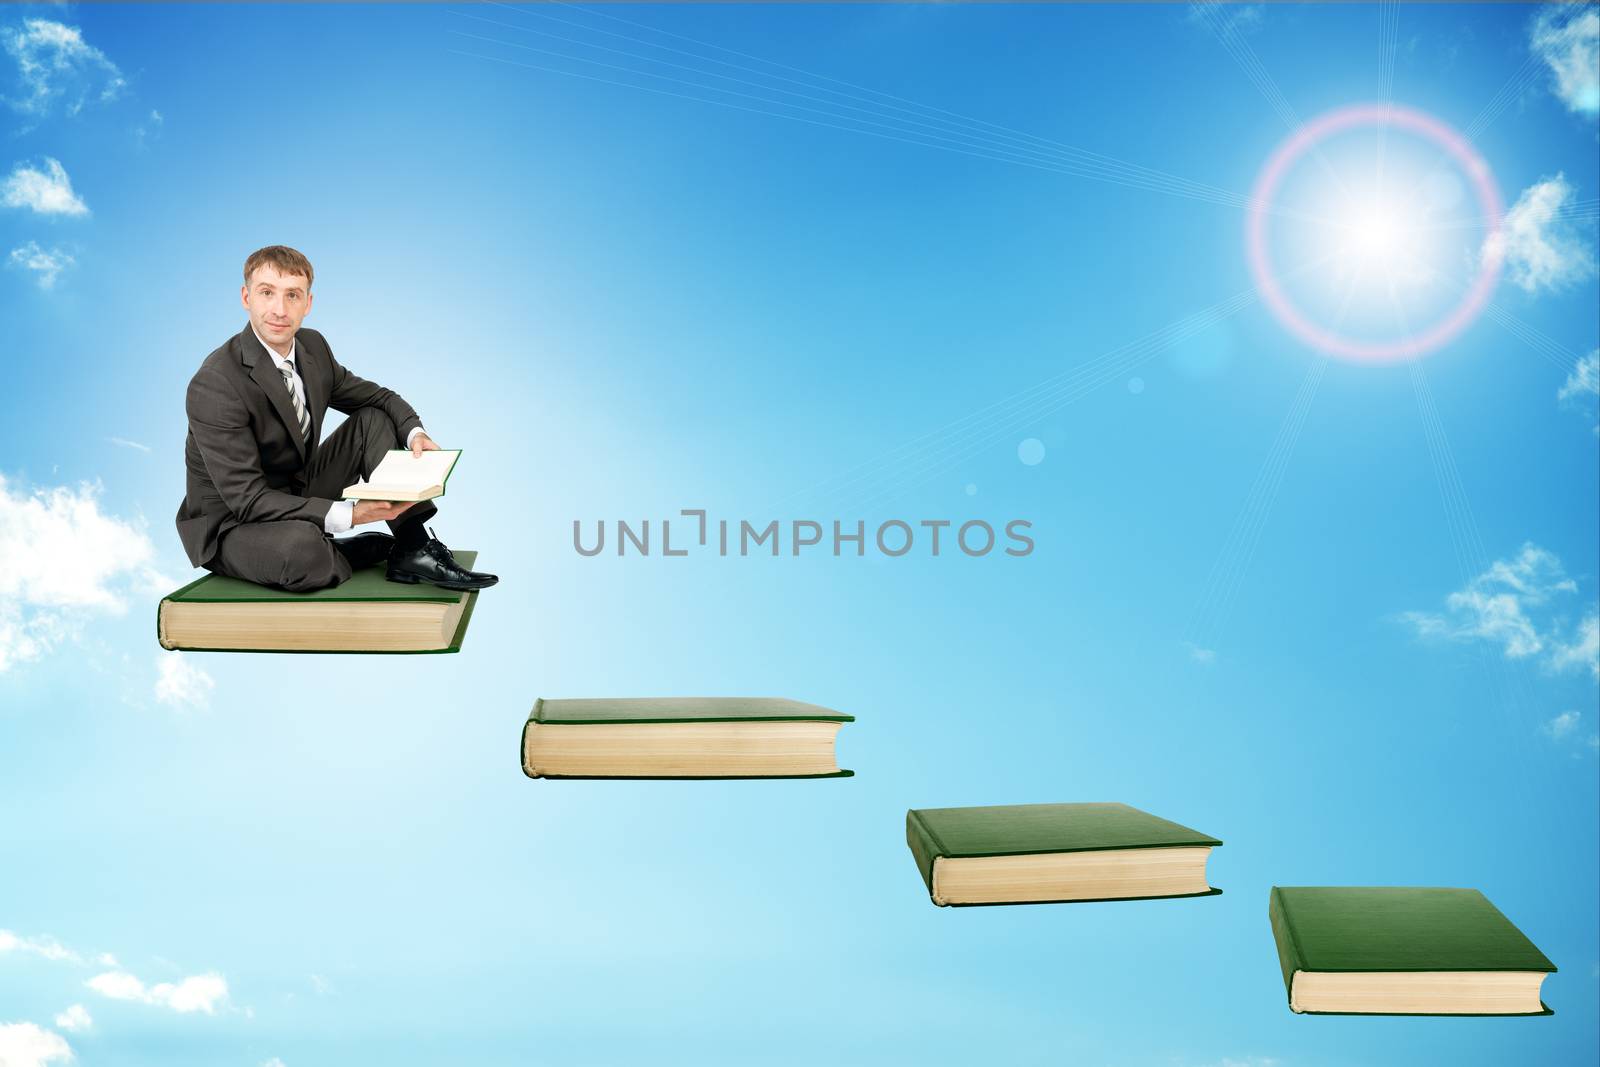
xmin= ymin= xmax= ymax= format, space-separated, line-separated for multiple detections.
xmin=343 ymin=449 xmax=461 ymax=501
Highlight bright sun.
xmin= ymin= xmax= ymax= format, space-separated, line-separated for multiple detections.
xmin=1326 ymin=189 xmax=1441 ymax=292
xmin=1346 ymin=205 xmax=1405 ymax=260
xmin=1247 ymin=104 xmax=1503 ymax=364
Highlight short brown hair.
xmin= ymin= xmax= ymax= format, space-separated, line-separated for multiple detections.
xmin=243 ymin=245 xmax=314 ymax=289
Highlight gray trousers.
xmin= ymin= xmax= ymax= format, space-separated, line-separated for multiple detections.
xmin=209 ymin=407 xmax=438 ymax=592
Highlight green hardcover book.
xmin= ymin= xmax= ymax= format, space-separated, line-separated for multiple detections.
xmin=156 ymin=552 xmax=480 ymax=654
xmin=521 ymin=697 xmax=854 ymax=780
xmin=906 ymin=802 xmax=1222 ymax=906
xmin=1268 ymin=887 xmax=1556 ymax=1016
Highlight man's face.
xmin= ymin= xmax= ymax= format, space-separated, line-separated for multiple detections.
xmin=241 ymin=264 xmax=313 ymax=352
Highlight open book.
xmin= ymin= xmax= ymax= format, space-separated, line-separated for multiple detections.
xmin=343 ymin=449 xmax=461 ymax=502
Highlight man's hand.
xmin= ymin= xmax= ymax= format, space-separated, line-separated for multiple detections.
xmin=352 ymin=499 xmax=418 ymax=525
xmin=411 ymin=431 xmax=440 ymax=458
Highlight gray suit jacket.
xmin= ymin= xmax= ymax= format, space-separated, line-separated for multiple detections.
xmin=175 ymin=324 xmax=422 ymax=567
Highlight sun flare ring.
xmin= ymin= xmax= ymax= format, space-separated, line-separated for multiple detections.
xmin=1246 ymin=104 xmax=1504 ymax=363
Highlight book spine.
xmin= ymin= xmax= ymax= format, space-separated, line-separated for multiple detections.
xmin=157 ymin=598 xmax=176 ymax=651
xmin=521 ymin=701 xmax=546 ymax=779
xmin=520 ymin=721 xmax=542 ymax=779
xmin=904 ymin=810 xmax=946 ymax=903
xmin=1267 ymin=887 xmax=1305 ymax=1009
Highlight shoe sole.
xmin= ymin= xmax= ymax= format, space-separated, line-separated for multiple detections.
xmin=386 ymin=571 xmax=498 ymax=592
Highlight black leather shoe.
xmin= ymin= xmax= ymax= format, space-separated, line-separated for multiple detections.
xmin=386 ymin=534 xmax=499 ymax=591
xmin=333 ymin=531 xmax=396 ymax=571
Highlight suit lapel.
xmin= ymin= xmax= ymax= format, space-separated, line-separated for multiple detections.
xmin=239 ymin=324 xmax=308 ymax=463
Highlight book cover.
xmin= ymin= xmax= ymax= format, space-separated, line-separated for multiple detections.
xmin=529 ymin=696 xmax=854 ymax=725
xmin=1268 ymin=887 xmax=1558 ymax=1016
xmin=521 ymin=697 xmax=855 ymax=779
xmin=906 ymin=802 xmax=1223 ymax=906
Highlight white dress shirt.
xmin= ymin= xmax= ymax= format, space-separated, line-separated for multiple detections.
xmin=253 ymin=328 xmax=425 ymax=535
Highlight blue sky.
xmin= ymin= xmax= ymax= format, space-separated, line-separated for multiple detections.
xmin=1 ymin=3 xmax=1597 ymax=1065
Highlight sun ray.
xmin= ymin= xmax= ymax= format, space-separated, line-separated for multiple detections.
xmin=1377 ymin=252 xmax=1551 ymax=812
xmin=1183 ymin=260 xmax=1360 ymax=655
xmin=1408 ymin=360 xmax=1546 ymax=813
xmin=1463 ymin=48 xmax=1547 ymax=141
xmin=1193 ymin=0 xmax=1359 ymax=211
xmin=830 ymin=290 xmax=1259 ymax=514
xmin=842 ymin=298 xmax=1255 ymax=515
xmin=539 ymin=0 xmax=1287 ymax=209
xmin=1184 ymin=355 xmax=1328 ymax=657
xmin=787 ymin=249 xmax=1337 ymax=515
xmin=459 ymin=4 xmax=1334 ymax=224
xmin=1486 ymin=302 xmax=1591 ymax=376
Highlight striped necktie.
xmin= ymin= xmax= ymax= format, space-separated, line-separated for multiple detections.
xmin=279 ymin=360 xmax=312 ymax=442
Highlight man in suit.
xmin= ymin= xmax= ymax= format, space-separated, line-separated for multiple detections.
xmin=176 ymin=245 xmax=497 ymax=593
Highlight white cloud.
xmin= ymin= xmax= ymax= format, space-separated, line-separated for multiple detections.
xmin=0 ymin=930 xmax=82 ymax=965
xmin=135 ymin=107 xmax=163 ymax=148
xmin=1186 ymin=3 xmax=1264 ymax=39
xmin=309 ymin=974 xmax=331 ymax=995
xmin=107 ymin=437 xmax=151 ymax=453
xmin=0 ymin=475 xmax=166 ymax=673
xmin=1548 ymin=613 xmax=1600 ymax=680
xmin=86 ymin=970 xmax=228 ymax=1015
xmin=1411 ymin=544 xmax=1568 ymax=657
xmin=1481 ymin=174 xmax=1596 ymax=293
xmin=0 ymin=1023 xmax=72 ymax=1067
xmin=1559 ymin=350 xmax=1599 ymax=431
xmin=0 ymin=477 xmax=161 ymax=609
xmin=1544 ymin=710 xmax=1582 ymax=738
xmin=1402 ymin=543 xmax=1599 ymax=677
xmin=1561 ymin=351 xmax=1600 ymax=403
xmin=262 ymin=1059 xmax=287 ymax=1067
xmin=1530 ymin=3 xmax=1600 ymax=115
xmin=8 ymin=241 xmax=74 ymax=289
xmin=154 ymin=655 xmax=213 ymax=710
xmin=1542 ymin=709 xmax=1600 ymax=756
xmin=1184 ymin=641 xmax=1217 ymax=665
xmin=1 ymin=158 xmax=88 ymax=217
xmin=3 ymin=932 xmax=233 ymax=1028
xmin=51 ymin=1005 xmax=90 ymax=1033
xmin=2 ymin=18 xmax=124 ymax=118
